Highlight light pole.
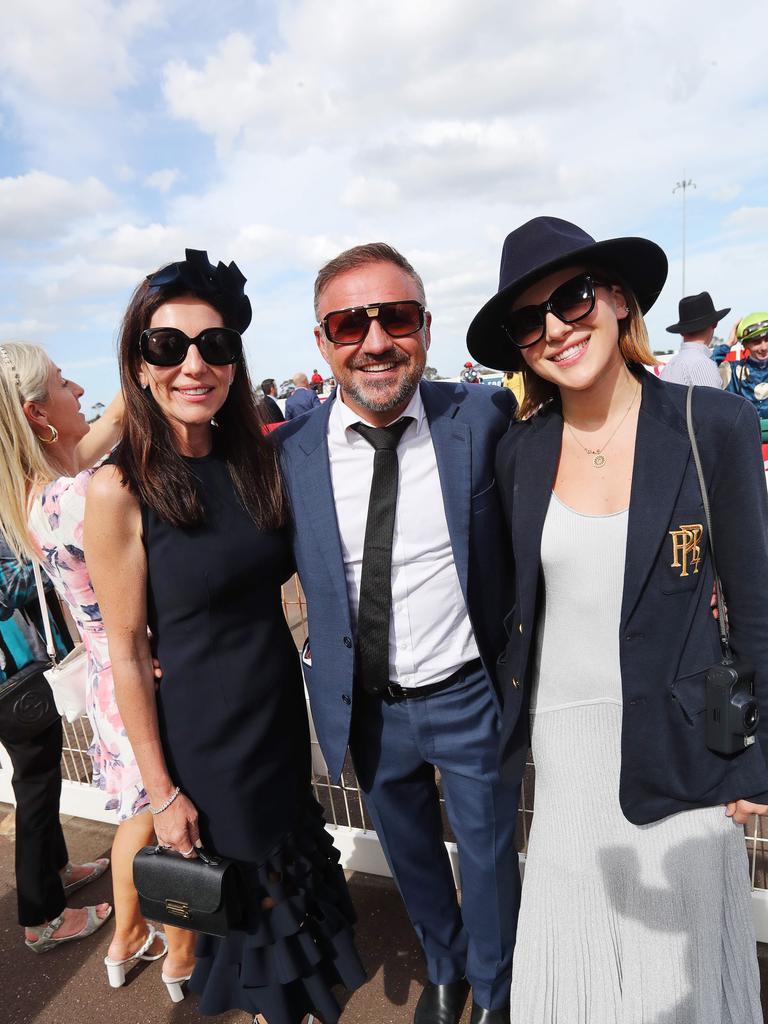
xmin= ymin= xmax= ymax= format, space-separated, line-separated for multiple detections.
xmin=672 ymin=175 xmax=696 ymax=296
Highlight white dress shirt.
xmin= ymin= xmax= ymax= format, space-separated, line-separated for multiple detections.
xmin=660 ymin=343 xmax=723 ymax=388
xmin=327 ymin=388 xmax=479 ymax=688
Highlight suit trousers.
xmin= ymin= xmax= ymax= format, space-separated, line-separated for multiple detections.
xmin=1 ymin=717 xmax=68 ymax=925
xmin=349 ymin=664 xmax=521 ymax=1010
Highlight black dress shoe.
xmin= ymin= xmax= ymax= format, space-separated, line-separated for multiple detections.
xmin=469 ymin=1003 xmax=510 ymax=1024
xmin=413 ymin=979 xmax=470 ymax=1024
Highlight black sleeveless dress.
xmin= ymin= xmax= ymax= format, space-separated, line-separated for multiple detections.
xmin=142 ymin=451 xmax=365 ymax=1021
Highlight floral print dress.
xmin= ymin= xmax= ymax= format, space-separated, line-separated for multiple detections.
xmin=28 ymin=471 xmax=148 ymax=820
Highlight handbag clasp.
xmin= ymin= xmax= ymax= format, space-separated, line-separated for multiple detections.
xmin=165 ymin=899 xmax=191 ymax=919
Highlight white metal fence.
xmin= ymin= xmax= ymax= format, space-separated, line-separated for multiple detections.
xmin=2 ymin=577 xmax=767 ymax=938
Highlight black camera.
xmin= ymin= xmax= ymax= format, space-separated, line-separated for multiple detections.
xmin=705 ymin=659 xmax=759 ymax=755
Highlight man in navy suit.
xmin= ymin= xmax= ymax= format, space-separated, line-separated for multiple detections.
xmin=278 ymin=243 xmax=521 ymax=1024
xmin=284 ymin=371 xmax=321 ymax=420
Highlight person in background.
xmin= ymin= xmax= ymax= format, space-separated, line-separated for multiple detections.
xmin=310 ymin=367 xmax=324 ymax=394
xmin=467 ymin=216 xmax=768 ymax=1023
xmin=284 ymin=371 xmax=321 ymax=420
xmin=501 ymin=369 xmax=526 ymax=408
xmin=0 ymin=343 xmax=124 ymax=955
xmin=84 ymin=249 xmax=365 ymax=1020
xmin=0 ymin=532 xmax=110 ymax=952
xmin=259 ymin=377 xmax=284 ymax=425
xmin=459 ymin=360 xmax=480 ymax=384
xmin=713 ymin=312 xmax=768 ymax=433
xmin=660 ymin=291 xmax=728 ymax=388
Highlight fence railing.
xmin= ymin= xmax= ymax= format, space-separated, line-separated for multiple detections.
xmin=1 ymin=577 xmax=767 ymax=937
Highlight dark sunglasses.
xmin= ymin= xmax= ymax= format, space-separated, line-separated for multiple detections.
xmin=321 ymin=300 xmax=426 ymax=346
xmin=501 ymin=273 xmax=608 ymax=349
xmin=139 ymin=327 xmax=243 ymax=367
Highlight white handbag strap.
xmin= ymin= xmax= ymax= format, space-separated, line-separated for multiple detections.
xmin=31 ymin=559 xmax=58 ymax=663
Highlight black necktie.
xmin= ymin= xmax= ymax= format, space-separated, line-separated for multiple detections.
xmin=352 ymin=417 xmax=413 ymax=694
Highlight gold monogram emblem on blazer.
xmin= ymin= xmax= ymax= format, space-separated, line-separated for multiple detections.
xmin=669 ymin=522 xmax=704 ymax=577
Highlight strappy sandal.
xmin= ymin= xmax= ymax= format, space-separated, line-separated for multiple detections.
xmin=161 ymin=970 xmax=193 ymax=1003
xmin=25 ymin=904 xmax=113 ymax=953
xmin=104 ymin=924 xmax=168 ymax=987
xmin=61 ymin=858 xmax=110 ymax=896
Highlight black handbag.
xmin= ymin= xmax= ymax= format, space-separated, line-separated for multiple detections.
xmin=133 ymin=844 xmax=244 ymax=937
xmin=0 ymin=657 xmax=60 ymax=744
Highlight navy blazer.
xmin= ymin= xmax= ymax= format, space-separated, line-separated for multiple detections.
xmin=284 ymin=387 xmax=321 ymax=421
xmin=277 ymin=380 xmax=516 ymax=781
xmin=495 ymin=370 xmax=768 ymax=824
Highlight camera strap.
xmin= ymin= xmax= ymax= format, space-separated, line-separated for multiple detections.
xmin=685 ymin=385 xmax=731 ymax=659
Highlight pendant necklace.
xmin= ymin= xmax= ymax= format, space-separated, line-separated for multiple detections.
xmin=564 ymin=383 xmax=639 ymax=469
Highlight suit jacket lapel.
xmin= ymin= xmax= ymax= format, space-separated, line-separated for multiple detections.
xmin=620 ymin=375 xmax=692 ymax=627
xmin=421 ymin=382 xmax=471 ymax=601
xmin=289 ymin=396 xmax=351 ymax=615
xmin=512 ymin=410 xmax=561 ymax=625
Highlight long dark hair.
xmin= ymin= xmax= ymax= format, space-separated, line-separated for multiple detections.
xmin=113 ymin=277 xmax=286 ymax=530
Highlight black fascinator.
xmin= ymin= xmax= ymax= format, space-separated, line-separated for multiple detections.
xmin=146 ymin=249 xmax=252 ymax=333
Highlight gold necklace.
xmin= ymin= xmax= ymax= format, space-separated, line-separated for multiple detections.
xmin=564 ymin=383 xmax=639 ymax=469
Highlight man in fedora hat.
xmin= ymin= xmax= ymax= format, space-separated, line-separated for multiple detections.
xmin=660 ymin=291 xmax=729 ymax=387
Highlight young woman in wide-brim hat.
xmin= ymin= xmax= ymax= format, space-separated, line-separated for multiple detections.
xmin=468 ymin=216 xmax=768 ymax=1022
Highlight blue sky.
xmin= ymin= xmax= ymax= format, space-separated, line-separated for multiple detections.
xmin=2 ymin=0 xmax=768 ymax=408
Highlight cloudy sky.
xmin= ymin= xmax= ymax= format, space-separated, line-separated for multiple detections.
xmin=1 ymin=0 xmax=767 ymax=406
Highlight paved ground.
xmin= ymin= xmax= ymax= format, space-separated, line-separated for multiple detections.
xmin=1 ymin=804 xmax=767 ymax=1024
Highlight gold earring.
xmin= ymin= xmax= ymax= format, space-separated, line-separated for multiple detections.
xmin=39 ymin=424 xmax=59 ymax=444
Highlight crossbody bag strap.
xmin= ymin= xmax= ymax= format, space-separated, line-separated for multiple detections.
xmin=685 ymin=385 xmax=730 ymax=658
xmin=31 ymin=559 xmax=57 ymax=663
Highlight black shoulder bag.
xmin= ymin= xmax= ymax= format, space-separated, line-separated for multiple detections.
xmin=686 ymin=385 xmax=759 ymax=755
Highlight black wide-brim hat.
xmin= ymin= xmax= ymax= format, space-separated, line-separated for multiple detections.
xmin=666 ymin=291 xmax=730 ymax=334
xmin=466 ymin=217 xmax=668 ymax=371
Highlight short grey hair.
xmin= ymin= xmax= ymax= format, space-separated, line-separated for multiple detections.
xmin=313 ymin=242 xmax=426 ymax=320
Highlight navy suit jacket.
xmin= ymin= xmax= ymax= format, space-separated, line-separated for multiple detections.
xmin=495 ymin=370 xmax=768 ymax=824
xmin=277 ymin=380 xmax=517 ymax=781
xmin=285 ymin=387 xmax=321 ymax=421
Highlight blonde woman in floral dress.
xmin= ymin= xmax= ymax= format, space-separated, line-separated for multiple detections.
xmin=0 ymin=342 xmax=195 ymax=992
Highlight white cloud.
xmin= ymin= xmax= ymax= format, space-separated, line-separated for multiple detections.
xmin=0 ymin=171 xmax=116 ymax=241
xmin=145 ymin=168 xmax=180 ymax=192
xmin=2 ymin=0 xmax=768 ymax=394
xmin=0 ymin=0 xmax=159 ymax=105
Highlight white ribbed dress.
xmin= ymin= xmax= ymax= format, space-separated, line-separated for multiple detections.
xmin=509 ymin=493 xmax=762 ymax=1024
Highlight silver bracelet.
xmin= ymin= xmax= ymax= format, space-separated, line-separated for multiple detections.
xmin=149 ymin=785 xmax=181 ymax=815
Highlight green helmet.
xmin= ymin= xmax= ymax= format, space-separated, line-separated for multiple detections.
xmin=737 ymin=312 xmax=768 ymax=345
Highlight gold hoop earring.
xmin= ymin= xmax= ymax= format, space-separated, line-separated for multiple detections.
xmin=39 ymin=424 xmax=59 ymax=444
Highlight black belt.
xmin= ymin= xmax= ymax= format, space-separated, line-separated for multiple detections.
xmin=382 ymin=658 xmax=483 ymax=702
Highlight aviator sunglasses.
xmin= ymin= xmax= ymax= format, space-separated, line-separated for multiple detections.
xmin=501 ymin=272 xmax=609 ymax=349
xmin=321 ymin=300 xmax=426 ymax=346
xmin=139 ymin=327 xmax=243 ymax=367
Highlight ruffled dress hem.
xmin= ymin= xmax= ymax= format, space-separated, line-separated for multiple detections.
xmin=190 ymin=798 xmax=367 ymax=1022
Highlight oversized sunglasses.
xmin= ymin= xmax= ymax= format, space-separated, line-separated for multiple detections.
xmin=501 ymin=273 xmax=608 ymax=349
xmin=139 ymin=327 xmax=243 ymax=367
xmin=321 ymin=300 xmax=426 ymax=346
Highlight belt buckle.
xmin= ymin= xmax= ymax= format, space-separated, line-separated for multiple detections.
xmin=385 ymin=682 xmax=407 ymax=700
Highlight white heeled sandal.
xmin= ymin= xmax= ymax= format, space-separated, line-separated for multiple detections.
xmin=161 ymin=970 xmax=193 ymax=1003
xmin=104 ymin=924 xmax=167 ymax=987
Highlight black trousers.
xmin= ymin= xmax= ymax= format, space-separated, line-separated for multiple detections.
xmin=1 ymin=717 xmax=68 ymax=925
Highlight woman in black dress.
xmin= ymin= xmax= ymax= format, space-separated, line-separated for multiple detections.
xmin=84 ymin=249 xmax=365 ymax=1020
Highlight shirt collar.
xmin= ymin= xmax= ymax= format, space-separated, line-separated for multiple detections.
xmin=333 ymin=384 xmax=426 ymax=439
